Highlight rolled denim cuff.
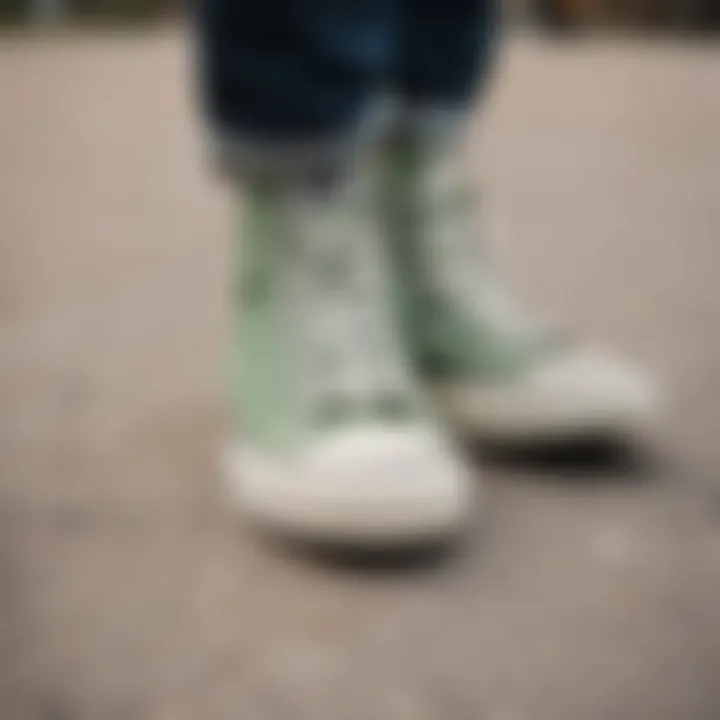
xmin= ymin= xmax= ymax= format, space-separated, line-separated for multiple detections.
xmin=207 ymin=102 xmax=390 ymax=186
xmin=392 ymin=101 xmax=470 ymax=149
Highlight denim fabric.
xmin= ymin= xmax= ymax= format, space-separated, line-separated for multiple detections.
xmin=197 ymin=0 xmax=497 ymax=143
xmin=395 ymin=0 xmax=497 ymax=104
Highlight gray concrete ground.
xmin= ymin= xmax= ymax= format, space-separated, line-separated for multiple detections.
xmin=1 ymin=29 xmax=719 ymax=720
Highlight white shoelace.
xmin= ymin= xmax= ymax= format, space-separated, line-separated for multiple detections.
xmin=285 ymin=189 xmax=414 ymax=421
xmin=420 ymin=163 xmax=553 ymax=346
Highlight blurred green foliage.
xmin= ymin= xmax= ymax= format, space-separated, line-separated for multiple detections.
xmin=0 ymin=0 xmax=181 ymax=22
xmin=0 ymin=0 xmax=26 ymax=21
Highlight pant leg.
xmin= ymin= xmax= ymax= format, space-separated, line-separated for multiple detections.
xmin=393 ymin=0 xmax=498 ymax=135
xmin=196 ymin=0 xmax=400 ymax=183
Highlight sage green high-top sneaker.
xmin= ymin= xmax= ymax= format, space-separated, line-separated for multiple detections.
xmin=224 ymin=172 xmax=473 ymax=545
xmin=380 ymin=136 xmax=658 ymax=443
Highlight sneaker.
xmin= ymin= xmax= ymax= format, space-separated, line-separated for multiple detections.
xmin=225 ymin=173 xmax=473 ymax=545
xmin=380 ymin=136 xmax=658 ymax=443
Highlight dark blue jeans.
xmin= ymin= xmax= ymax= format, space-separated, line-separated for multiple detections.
xmin=196 ymin=0 xmax=497 ymax=181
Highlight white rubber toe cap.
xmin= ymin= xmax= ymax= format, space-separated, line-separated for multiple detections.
xmin=224 ymin=426 xmax=474 ymax=546
xmin=434 ymin=346 xmax=659 ymax=441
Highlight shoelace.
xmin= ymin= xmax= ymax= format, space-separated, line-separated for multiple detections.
xmin=287 ymin=188 xmax=415 ymax=425
xmin=422 ymin=164 xmax=556 ymax=349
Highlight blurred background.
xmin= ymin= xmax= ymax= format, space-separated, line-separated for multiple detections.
xmin=1 ymin=2 xmax=719 ymax=720
xmin=1 ymin=0 xmax=719 ymax=29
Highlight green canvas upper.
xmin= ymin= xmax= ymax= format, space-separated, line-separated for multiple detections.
xmin=230 ymin=177 xmax=430 ymax=452
xmin=379 ymin=137 xmax=561 ymax=384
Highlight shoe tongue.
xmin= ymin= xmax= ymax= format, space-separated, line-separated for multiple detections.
xmin=283 ymin=171 xmax=419 ymax=426
xmin=415 ymin=154 xmax=563 ymax=357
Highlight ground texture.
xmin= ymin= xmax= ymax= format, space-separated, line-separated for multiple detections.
xmin=1 ymin=29 xmax=719 ymax=720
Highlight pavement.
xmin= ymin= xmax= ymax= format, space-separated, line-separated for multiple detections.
xmin=1 ymin=29 xmax=719 ymax=720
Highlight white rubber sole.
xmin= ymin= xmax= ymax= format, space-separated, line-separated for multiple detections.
xmin=431 ymin=347 xmax=659 ymax=443
xmin=222 ymin=426 xmax=474 ymax=547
